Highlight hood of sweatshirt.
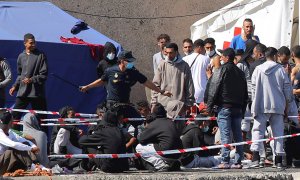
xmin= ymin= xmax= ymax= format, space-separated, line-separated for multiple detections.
xmin=257 ymin=60 xmax=281 ymax=75
xmin=166 ymin=55 xmax=183 ymax=65
xmin=181 ymin=123 xmax=199 ymax=135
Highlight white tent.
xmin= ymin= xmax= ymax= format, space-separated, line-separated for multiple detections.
xmin=191 ymin=0 xmax=299 ymax=49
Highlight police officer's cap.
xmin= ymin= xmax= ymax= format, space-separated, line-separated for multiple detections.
xmin=117 ymin=50 xmax=136 ymax=62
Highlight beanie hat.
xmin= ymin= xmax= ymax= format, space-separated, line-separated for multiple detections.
xmin=152 ymin=103 xmax=167 ymax=118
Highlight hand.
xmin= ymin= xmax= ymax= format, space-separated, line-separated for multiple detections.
xmin=9 ymin=86 xmax=16 ymax=96
xmin=78 ymin=129 xmax=84 ymax=136
xmin=206 ymin=66 xmax=212 ymax=79
xmin=79 ymin=86 xmax=89 ymax=93
xmin=31 ymin=147 xmax=40 ymax=154
xmin=212 ymin=126 xmax=218 ymax=135
xmin=162 ymin=90 xmax=172 ymax=97
xmin=22 ymin=77 xmax=32 ymax=84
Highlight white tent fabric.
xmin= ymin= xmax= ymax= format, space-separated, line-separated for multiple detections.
xmin=191 ymin=0 xmax=298 ymax=49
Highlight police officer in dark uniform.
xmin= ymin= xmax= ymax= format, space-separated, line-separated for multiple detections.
xmin=80 ymin=50 xmax=172 ymax=128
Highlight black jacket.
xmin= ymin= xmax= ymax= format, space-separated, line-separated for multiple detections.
xmin=180 ymin=123 xmax=219 ymax=165
xmin=79 ymin=121 xmax=128 ymax=172
xmin=206 ymin=61 xmax=248 ymax=113
xmin=138 ymin=118 xmax=182 ymax=159
xmin=96 ymin=42 xmax=118 ymax=78
xmin=249 ymin=57 xmax=266 ymax=77
xmin=180 ymin=123 xmax=204 ymax=165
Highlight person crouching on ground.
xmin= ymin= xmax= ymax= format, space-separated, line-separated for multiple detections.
xmin=76 ymin=109 xmax=129 ymax=173
xmin=50 ymin=106 xmax=83 ymax=155
xmin=180 ymin=120 xmax=220 ymax=168
xmin=136 ymin=103 xmax=182 ymax=171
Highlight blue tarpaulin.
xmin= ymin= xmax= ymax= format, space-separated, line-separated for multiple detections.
xmin=0 ymin=1 xmax=122 ymax=114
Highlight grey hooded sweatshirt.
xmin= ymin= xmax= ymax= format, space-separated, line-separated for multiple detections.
xmin=251 ymin=60 xmax=292 ymax=116
xmin=151 ymin=55 xmax=195 ymax=108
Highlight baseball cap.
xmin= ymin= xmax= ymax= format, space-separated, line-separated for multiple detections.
xmin=117 ymin=50 xmax=136 ymax=62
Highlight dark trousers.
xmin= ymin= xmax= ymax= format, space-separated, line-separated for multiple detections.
xmin=0 ymin=149 xmax=37 ymax=175
xmin=12 ymin=97 xmax=47 ymax=132
xmin=81 ymin=147 xmax=129 ymax=173
xmin=0 ymin=98 xmax=5 ymax=108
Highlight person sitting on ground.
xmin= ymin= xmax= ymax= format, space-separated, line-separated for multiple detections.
xmin=87 ymin=102 xmax=107 ymax=135
xmin=76 ymin=110 xmax=129 ymax=173
xmin=23 ymin=113 xmax=49 ymax=167
xmin=50 ymin=106 xmax=83 ymax=155
xmin=127 ymin=100 xmax=151 ymax=139
xmin=0 ymin=110 xmax=43 ymax=175
xmin=180 ymin=120 xmax=220 ymax=168
xmin=136 ymin=103 xmax=182 ymax=171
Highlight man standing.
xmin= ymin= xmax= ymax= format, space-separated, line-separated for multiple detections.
xmin=277 ymin=46 xmax=293 ymax=77
xmin=9 ymin=33 xmax=48 ymax=123
xmin=151 ymin=43 xmax=195 ymax=115
xmin=0 ymin=57 xmax=12 ymax=107
xmin=153 ymin=34 xmax=171 ymax=73
xmin=80 ymin=50 xmax=171 ymax=120
xmin=249 ymin=43 xmax=267 ymax=77
xmin=250 ymin=47 xmax=292 ymax=168
xmin=204 ymin=38 xmax=217 ymax=59
xmin=230 ymin=18 xmax=259 ymax=50
xmin=204 ymin=38 xmax=221 ymax=73
xmin=183 ymin=39 xmax=210 ymax=103
xmin=206 ymin=48 xmax=248 ymax=169
xmin=182 ymin=38 xmax=193 ymax=57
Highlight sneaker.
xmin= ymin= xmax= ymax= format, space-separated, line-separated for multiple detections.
xmin=73 ymin=165 xmax=87 ymax=174
xmin=274 ymin=156 xmax=285 ymax=170
xmin=259 ymin=158 xmax=265 ymax=168
xmin=154 ymin=164 xmax=170 ymax=172
xmin=230 ymin=164 xmax=243 ymax=169
xmin=276 ymin=162 xmax=286 ymax=170
xmin=212 ymin=163 xmax=231 ymax=169
xmin=243 ymin=160 xmax=259 ymax=169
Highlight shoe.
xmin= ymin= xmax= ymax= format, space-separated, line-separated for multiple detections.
xmin=259 ymin=157 xmax=265 ymax=168
xmin=243 ymin=160 xmax=259 ymax=169
xmin=153 ymin=164 xmax=170 ymax=172
xmin=275 ymin=156 xmax=285 ymax=169
xmin=212 ymin=163 xmax=231 ymax=169
xmin=73 ymin=164 xmax=87 ymax=174
xmin=230 ymin=164 xmax=243 ymax=169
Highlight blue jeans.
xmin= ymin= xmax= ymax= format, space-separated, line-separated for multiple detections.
xmin=217 ymin=107 xmax=243 ymax=164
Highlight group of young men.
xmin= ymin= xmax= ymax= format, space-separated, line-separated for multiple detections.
xmin=1 ymin=17 xmax=300 ymax=175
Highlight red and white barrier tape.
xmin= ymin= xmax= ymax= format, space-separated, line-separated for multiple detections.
xmin=48 ymin=132 xmax=300 ymax=159
xmin=40 ymin=118 xmax=100 ymax=122
xmin=0 ymin=108 xmax=98 ymax=118
xmin=13 ymin=122 xmax=97 ymax=126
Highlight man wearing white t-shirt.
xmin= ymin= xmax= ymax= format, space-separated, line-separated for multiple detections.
xmin=183 ymin=39 xmax=210 ymax=103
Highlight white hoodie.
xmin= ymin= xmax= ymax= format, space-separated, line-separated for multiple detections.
xmin=251 ymin=60 xmax=292 ymax=116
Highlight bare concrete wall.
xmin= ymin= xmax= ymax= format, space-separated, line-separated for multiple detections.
xmin=4 ymin=0 xmax=234 ymax=103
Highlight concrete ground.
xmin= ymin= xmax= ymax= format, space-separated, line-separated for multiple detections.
xmin=3 ymin=168 xmax=300 ymax=180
